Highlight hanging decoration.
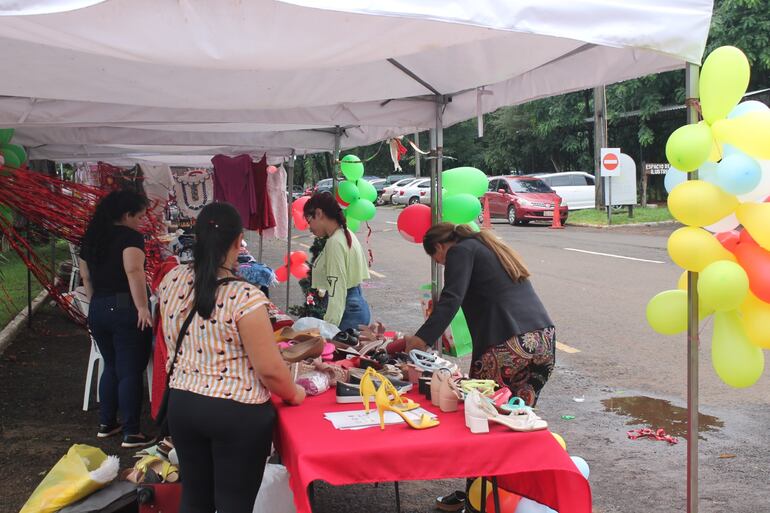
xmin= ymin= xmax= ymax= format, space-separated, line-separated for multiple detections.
xmin=646 ymin=45 xmax=770 ymax=389
xmin=275 ymin=251 xmax=310 ymax=282
xmin=337 ymin=154 xmax=377 ymax=231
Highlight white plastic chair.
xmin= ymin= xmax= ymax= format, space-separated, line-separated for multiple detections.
xmin=68 ymin=243 xmax=80 ymax=293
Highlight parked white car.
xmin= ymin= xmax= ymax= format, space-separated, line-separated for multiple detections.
xmin=380 ymin=177 xmax=419 ymax=205
xmin=534 ymin=171 xmax=596 ymax=209
xmin=393 ymin=177 xmax=431 ymax=205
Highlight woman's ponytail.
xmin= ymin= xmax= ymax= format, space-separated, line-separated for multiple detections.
xmin=193 ymin=203 xmax=242 ymax=318
xmin=303 ymin=192 xmax=352 ymax=247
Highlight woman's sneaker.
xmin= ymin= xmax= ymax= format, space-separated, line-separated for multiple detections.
xmin=96 ymin=423 xmax=122 ymax=438
xmin=122 ymin=433 xmax=155 ymax=449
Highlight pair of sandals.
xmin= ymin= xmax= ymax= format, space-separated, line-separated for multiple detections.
xmin=122 ymin=456 xmax=179 ymax=484
xmin=408 ymin=349 xmax=459 ymax=374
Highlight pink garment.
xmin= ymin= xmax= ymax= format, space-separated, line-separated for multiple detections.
xmin=263 ymin=164 xmax=289 ymax=240
xmin=211 ymin=154 xmax=258 ymax=228
xmin=250 ymin=154 xmax=276 ymax=232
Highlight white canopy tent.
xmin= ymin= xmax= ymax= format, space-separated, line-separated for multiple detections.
xmin=0 ymin=3 xmax=715 ymax=511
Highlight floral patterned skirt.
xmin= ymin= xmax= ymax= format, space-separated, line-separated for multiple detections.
xmin=469 ymin=326 xmax=556 ymax=407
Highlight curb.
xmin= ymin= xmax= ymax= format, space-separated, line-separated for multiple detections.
xmin=0 ymin=290 xmax=49 ymax=357
xmin=567 ymin=220 xmax=678 ymax=229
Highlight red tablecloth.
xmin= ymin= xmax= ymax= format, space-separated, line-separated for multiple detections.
xmin=273 ymin=390 xmax=591 ymax=513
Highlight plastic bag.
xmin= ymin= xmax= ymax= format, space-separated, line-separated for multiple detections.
xmin=420 ymin=284 xmax=473 ymax=357
xmin=295 ymin=370 xmax=330 ymax=396
xmin=292 ymin=317 xmax=340 ymax=339
xmin=252 ymin=463 xmax=296 ymax=513
xmin=20 ymin=444 xmax=119 ymax=513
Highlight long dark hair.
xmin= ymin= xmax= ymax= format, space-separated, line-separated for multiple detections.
xmin=303 ymin=191 xmax=352 ymax=247
xmin=193 ymin=202 xmax=242 ymax=318
xmin=80 ymin=189 xmax=148 ymax=263
xmin=423 ymin=223 xmax=530 ymax=282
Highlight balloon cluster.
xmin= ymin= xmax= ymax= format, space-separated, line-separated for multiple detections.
xmin=397 ymin=167 xmax=487 ymax=243
xmin=648 ymin=46 xmax=770 ymax=388
xmin=275 ymin=251 xmax=309 ymax=282
xmin=0 ymin=128 xmax=28 ymax=168
xmin=466 ymin=431 xmax=589 ymax=513
xmin=292 ymin=195 xmax=310 ymax=230
xmin=336 ymin=154 xmax=376 ymax=232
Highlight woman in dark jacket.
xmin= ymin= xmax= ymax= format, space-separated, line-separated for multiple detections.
xmin=404 ymin=222 xmax=555 ymax=407
xmin=79 ymin=189 xmax=154 ymax=448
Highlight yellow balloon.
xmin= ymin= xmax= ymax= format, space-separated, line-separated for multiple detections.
xmin=675 ymin=272 xmax=715 ymax=319
xmin=677 ymin=270 xmax=688 ymax=290
xmin=712 ymin=111 xmax=770 ymax=160
xmin=667 ymin=227 xmax=736 ymax=272
xmin=665 ymin=123 xmax=713 ymax=172
xmin=551 ymin=432 xmax=567 ymax=451
xmin=736 ymin=203 xmax=770 ymax=252
xmin=647 ymin=289 xmax=687 ymax=335
xmin=467 ymin=478 xmax=493 ymax=511
xmin=741 ymin=292 xmax=770 ymax=349
xmin=700 ymin=46 xmax=751 ymax=124
xmin=707 ymin=137 xmax=723 ymax=162
xmin=712 ymin=311 xmax=764 ymax=388
xmin=667 ymin=180 xmax=738 ymax=227
xmin=698 ymin=260 xmax=749 ymax=312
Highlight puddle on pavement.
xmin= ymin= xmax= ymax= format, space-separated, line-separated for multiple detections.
xmin=601 ymin=396 xmax=723 ymax=438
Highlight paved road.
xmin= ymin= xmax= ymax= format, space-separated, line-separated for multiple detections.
xmin=256 ymin=206 xmax=769 ymax=513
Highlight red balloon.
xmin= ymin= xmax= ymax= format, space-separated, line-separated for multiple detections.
xmin=397 ymin=204 xmax=432 ymax=243
xmin=275 ymin=265 xmax=289 ymax=282
xmin=290 ymin=251 xmax=308 ymax=266
xmin=290 ymin=263 xmax=310 ymax=279
xmin=292 ymin=196 xmax=310 ymax=230
xmin=335 ymin=189 xmax=350 ymax=208
xmin=292 ymin=195 xmax=310 ymax=214
xmin=734 ymin=238 xmax=770 ymax=303
xmin=483 ymin=490 xmax=521 ymax=513
xmin=739 ymin=228 xmax=756 ymax=247
xmin=716 ymin=230 xmax=741 ymax=253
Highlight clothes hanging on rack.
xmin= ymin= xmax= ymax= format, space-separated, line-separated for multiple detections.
xmin=173 ymin=169 xmax=213 ymax=219
xmin=74 ymin=163 xmax=100 ymax=186
xmin=262 ymin=164 xmax=288 ymax=240
xmin=211 ymin=154 xmax=257 ymax=228
xmin=250 ymin=154 xmax=276 ymax=232
xmin=139 ymin=163 xmax=174 ymax=218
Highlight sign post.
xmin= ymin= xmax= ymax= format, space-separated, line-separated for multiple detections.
xmin=600 ymin=148 xmax=621 ymax=225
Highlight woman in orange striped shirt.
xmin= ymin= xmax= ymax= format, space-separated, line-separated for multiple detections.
xmin=159 ymin=202 xmax=304 ymax=513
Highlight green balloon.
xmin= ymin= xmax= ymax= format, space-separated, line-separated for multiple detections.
xmin=337 ymin=180 xmax=360 ymax=204
xmin=665 ymin=123 xmax=712 ymax=172
xmin=646 ymin=289 xmax=687 ymax=335
xmin=443 ymin=193 xmax=481 ymax=224
xmin=0 ymin=128 xmax=14 ymax=145
xmin=340 ymin=154 xmax=364 ymax=182
xmin=701 ymin=46 xmax=751 ymax=125
xmin=357 ymin=179 xmax=377 ymax=202
xmin=346 ymin=216 xmax=361 ymax=232
xmin=467 ymin=221 xmax=481 ymax=232
xmin=2 ymin=150 xmax=21 ymax=168
xmin=347 ymin=198 xmax=376 ymax=221
xmin=442 ymin=167 xmax=488 ymax=197
xmin=712 ymin=310 xmax=764 ymax=388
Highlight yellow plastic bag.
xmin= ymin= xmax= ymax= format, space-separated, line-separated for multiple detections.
xmin=20 ymin=444 xmax=119 ymax=513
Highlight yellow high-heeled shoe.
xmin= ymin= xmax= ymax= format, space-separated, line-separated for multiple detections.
xmin=375 ymin=383 xmax=440 ymax=430
xmin=359 ymin=367 xmax=418 ymax=413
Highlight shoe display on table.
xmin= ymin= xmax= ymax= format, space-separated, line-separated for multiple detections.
xmin=335 ymin=379 xmax=412 ymax=404
xmin=122 ymin=432 xmax=156 ymax=449
xmin=348 ymin=367 xmax=412 ymax=390
xmin=499 ymin=396 xmax=533 ymax=413
xmin=464 ymin=389 xmax=547 ymax=433
xmin=96 ymin=423 xmax=122 ymax=438
xmin=358 ymin=367 xmax=418 ymax=413
xmin=437 ymin=372 xmax=464 ymax=413
xmin=408 ymin=349 xmax=459 ymax=373
xmin=459 ymin=379 xmax=497 ymax=397
xmin=280 ymin=336 xmax=325 ymax=363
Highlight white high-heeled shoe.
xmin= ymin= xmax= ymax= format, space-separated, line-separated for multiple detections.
xmin=464 ymin=389 xmax=548 ymax=434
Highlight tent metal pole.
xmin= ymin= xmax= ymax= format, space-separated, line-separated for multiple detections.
xmin=333 ymin=126 xmax=341 ymax=191
xmin=430 ymin=96 xmax=445 ymax=354
xmin=414 ymin=132 xmax=421 ymax=177
xmin=685 ymin=62 xmax=700 ymax=513
xmin=286 ymin=152 xmax=296 ymax=312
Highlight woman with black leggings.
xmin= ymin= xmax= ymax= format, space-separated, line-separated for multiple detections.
xmin=159 ymin=202 xmax=305 ymax=513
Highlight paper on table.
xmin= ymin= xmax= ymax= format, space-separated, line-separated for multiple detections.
xmin=324 ymin=407 xmax=436 ymax=430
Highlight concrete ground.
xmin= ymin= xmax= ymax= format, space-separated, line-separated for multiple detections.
xmin=2 ymin=206 xmax=768 ymax=513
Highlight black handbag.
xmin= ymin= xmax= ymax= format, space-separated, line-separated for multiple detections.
xmin=155 ymin=277 xmax=242 ymax=431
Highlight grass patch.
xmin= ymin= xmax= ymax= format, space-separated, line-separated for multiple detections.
xmin=567 ymin=206 xmax=674 ymax=226
xmin=0 ymin=240 xmax=71 ymax=328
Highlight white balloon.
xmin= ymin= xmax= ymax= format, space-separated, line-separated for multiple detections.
xmin=738 ymin=160 xmax=770 ymax=203
xmin=570 ymin=456 xmax=591 ymax=480
xmin=728 ymin=100 xmax=769 ymax=119
xmin=704 ymin=213 xmax=740 ymax=233
xmin=698 ymin=161 xmax=719 ymax=184
xmin=515 ymin=498 xmax=557 ymax=513
xmin=664 ymin=167 xmax=687 ymax=193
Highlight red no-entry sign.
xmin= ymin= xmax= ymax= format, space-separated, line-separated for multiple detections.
xmin=601 ymin=148 xmax=621 ymax=177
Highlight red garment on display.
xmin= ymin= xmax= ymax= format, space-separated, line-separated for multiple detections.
xmin=211 ymin=154 xmax=258 ymax=228
xmin=150 ymin=257 xmax=181 ymax=419
xmin=273 ymin=391 xmax=591 ymax=513
xmin=250 ymin=154 xmax=276 ymax=232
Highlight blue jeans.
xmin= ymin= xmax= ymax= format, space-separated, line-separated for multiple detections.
xmin=88 ymin=293 xmax=152 ymax=435
xmin=338 ymin=285 xmax=371 ymax=332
